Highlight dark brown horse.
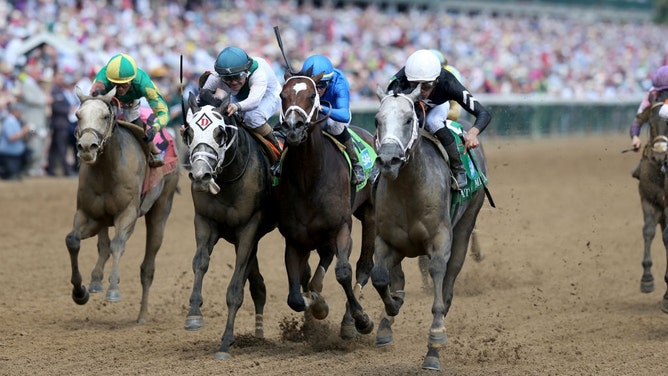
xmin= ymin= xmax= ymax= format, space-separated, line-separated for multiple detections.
xmin=66 ymin=87 xmax=180 ymax=323
xmin=181 ymin=94 xmax=277 ymax=359
xmin=276 ymin=73 xmax=375 ymax=339
xmin=636 ymin=88 xmax=668 ymax=313
xmin=371 ymin=88 xmax=486 ymax=370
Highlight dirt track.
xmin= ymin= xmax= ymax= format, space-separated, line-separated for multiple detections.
xmin=1 ymin=132 xmax=667 ymax=376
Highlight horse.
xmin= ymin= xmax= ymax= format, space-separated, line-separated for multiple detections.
xmin=275 ymin=72 xmax=376 ymax=339
xmin=370 ymin=87 xmax=486 ymax=371
xmin=636 ymin=88 xmax=668 ymax=313
xmin=65 ymin=87 xmax=180 ymax=323
xmin=181 ymin=93 xmax=278 ymax=359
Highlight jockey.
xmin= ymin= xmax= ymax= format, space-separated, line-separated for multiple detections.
xmin=300 ymin=54 xmax=365 ymax=185
xmin=90 ymin=53 xmax=169 ymax=168
xmin=387 ymin=49 xmax=492 ymax=190
xmin=430 ymin=49 xmax=464 ymax=122
xmin=197 ymin=46 xmax=282 ymax=153
xmin=629 ymin=65 xmax=668 ymax=179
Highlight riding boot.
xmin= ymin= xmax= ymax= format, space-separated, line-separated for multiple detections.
xmin=148 ymin=141 xmax=165 ymax=168
xmin=270 ymin=130 xmax=285 ymax=177
xmin=341 ymin=137 xmax=366 ymax=185
xmin=435 ymin=128 xmax=467 ymax=190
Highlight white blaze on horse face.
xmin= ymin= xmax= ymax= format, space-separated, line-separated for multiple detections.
xmin=292 ymin=82 xmax=308 ymax=95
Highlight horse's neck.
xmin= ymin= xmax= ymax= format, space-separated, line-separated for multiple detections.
xmin=215 ymin=126 xmax=253 ymax=182
xmin=285 ymin=126 xmax=329 ymax=185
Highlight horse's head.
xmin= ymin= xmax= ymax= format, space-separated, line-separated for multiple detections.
xmin=277 ymin=73 xmax=325 ymax=146
xmin=74 ymin=86 xmax=117 ymax=164
xmin=374 ymin=85 xmax=421 ymax=180
xmin=183 ymin=92 xmax=238 ymax=193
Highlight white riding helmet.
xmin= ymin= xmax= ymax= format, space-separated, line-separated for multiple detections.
xmin=405 ymin=49 xmax=442 ymax=82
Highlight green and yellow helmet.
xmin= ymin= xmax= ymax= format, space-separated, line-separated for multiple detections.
xmin=105 ymin=53 xmax=138 ymax=84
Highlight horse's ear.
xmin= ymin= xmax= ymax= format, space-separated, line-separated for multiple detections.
xmin=376 ymin=86 xmax=386 ymax=101
xmin=407 ymin=84 xmax=421 ymax=102
xmin=104 ymin=87 xmax=117 ymax=102
xmin=186 ymin=91 xmax=199 ymax=127
xmin=75 ymin=86 xmax=87 ymax=102
xmin=313 ymin=72 xmax=324 ymax=83
xmin=284 ymin=70 xmax=293 ymax=81
xmin=218 ymin=96 xmax=230 ymax=114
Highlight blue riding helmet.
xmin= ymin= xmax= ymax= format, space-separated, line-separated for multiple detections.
xmin=301 ymin=55 xmax=334 ymax=82
xmin=214 ymin=46 xmax=252 ymax=76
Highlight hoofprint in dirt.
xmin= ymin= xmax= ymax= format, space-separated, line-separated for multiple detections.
xmin=1 ymin=133 xmax=666 ymax=375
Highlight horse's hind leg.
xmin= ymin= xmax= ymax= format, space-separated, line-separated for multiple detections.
xmin=247 ymin=255 xmax=267 ymax=338
xmin=106 ymin=208 xmax=139 ymax=305
xmin=89 ymin=227 xmax=111 ymax=293
xmin=65 ymin=212 xmax=102 ymax=305
xmin=640 ymin=200 xmax=660 ymax=293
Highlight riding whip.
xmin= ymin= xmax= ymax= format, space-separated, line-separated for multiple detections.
xmin=180 ymin=54 xmax=187 ymax=125
xmin=273 ymin=26 xmax=295 ymax=75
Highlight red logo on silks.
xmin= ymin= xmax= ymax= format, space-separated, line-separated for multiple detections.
xmin=196 ymin=114 xmax=213 ymax=130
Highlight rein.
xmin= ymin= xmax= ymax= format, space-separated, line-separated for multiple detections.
xmin=76 ymin=96 xmax=118 ymax=155
xmin=215 ymin=125 xmax=252 ymax=183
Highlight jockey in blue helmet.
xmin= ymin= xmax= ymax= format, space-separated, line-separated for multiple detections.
xmin=300 ymin=54 xmax=365 ymax=185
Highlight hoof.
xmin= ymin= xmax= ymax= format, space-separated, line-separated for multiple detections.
xmin=214 ymin=351 xmax=232 ymax=360
xmin=340 ymin=324 xmax=356 ymax=340
xmin=640 ymin=280 xmax=654 ymax=293
xmin=72 ymin=286 xmax=89 ymax=305
xmin=311 ymin=299 xmax=329 ymax=320
xmin=184 ymin=315 xmax=204 ymax=331
xmin=421 ymin=355 xmax=441 ymax=371
xmin=375 ymin=317 xmax=394 ymax=346
xmin=88 ymin=281 xmax=104 ymax=293
xmin=105 ymin=289 xmax=122 ymax=302
xmin=355 ymin=314 xmax=374 ymax=335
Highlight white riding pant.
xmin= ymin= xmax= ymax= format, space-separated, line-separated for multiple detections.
xmin=118 ymin=99 xmax=141 ymax=123
xmin=425 ymin=101 xmax=451 ymax=134
xmin=234 ymin=92 xmax=281 ymax=130
xmin=322 ymin=118 xmax=348 ymax=136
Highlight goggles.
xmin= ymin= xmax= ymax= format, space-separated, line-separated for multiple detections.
xmin=316 ymin=80 xmax=330 ymax=89
xmin=409 ymin=80 xmax=437 ymax=91
xmin=221 ymin=71 xmax=248 ymax=84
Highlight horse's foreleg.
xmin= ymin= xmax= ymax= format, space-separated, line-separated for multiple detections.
xmin=371 ymin=237 xmax=404 ymax=345
xmin=334 ymin=228 xmax=373 ymax=336
xmin=641 ymin=200 xmax=659 ymax=293
xmin=106 ymin=208 xmax=139 ymax=304
xmin=89 ymin=228 xmax=111 ymax=293
xmin=66 ymin=211 xmax=102 ymax=305
xmin=216 ymin=226 xmax=263 ymax=360
xmin=285 ymin=243 xmax=312 ymax=313
xmin=354 ymin=207 xmax=376 ymax=288
xmin=185 ymin=216 xmax=218 ymax=331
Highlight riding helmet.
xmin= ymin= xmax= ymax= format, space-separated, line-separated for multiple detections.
xmin=214 ymin=46 xmax=252 ymax=76
xmin=405 ymin=49 xmax=441 ymax=82
xmin=652 ymin=65 xmax=668 ymax=91
xmin=301 ymin=55 xmax=334 ymax=81
xmin=105 ymin=53 xmax=138 ymax=84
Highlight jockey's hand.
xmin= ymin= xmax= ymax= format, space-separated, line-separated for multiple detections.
xmin=463 ymin=127 xmax=480 ymax=150
xmin=631 ymin=135 xmax=641 ymax=151
xmin=225 ymin=103 xmax=239 ymax=116
xmin=144 ymin=125 xmax=156 ymax=142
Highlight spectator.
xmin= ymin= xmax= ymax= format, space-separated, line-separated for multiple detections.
xmin=0 ymin=98 xmax=32 ymax=180
xmin=46 ymin=69 xmax=77 ymax=177
xmin=17 ymin=64 xmax=50 ymax=177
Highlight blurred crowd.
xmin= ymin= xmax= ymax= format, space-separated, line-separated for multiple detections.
xmin=0 ymin=0 xmax=665 ymax=179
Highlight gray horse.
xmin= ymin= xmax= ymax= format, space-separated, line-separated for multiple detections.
xmin=66 ymin=87 xmax=180 ymax=324
xmin=370 ymin=87 xmax=486 ymax=371
xmin=636 ymin=89 xmax=668 ymax=313
xmin=181 ymin=94 xmax=277 ymax=359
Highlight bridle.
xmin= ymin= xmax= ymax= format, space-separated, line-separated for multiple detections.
xmin=76 ymin=96 xmax=119 ymax=156
xmin=375 ymin=93 xmax=420 ymax=164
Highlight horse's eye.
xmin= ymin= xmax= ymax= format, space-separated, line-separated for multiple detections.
xmin=213 ymin=126 xmax=226 ymax=146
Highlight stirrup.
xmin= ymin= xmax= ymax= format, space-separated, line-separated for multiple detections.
xmin=351 ymin=164 xmax=365 ymax=185
xmin=270 ymin=161 xmax=281 ymax=177
xmin=451 ymin=172 xmax=467 ymax=191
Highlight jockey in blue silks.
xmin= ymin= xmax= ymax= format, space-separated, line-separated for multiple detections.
xmin=302 ymin=54 xmax=365 ymax=185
